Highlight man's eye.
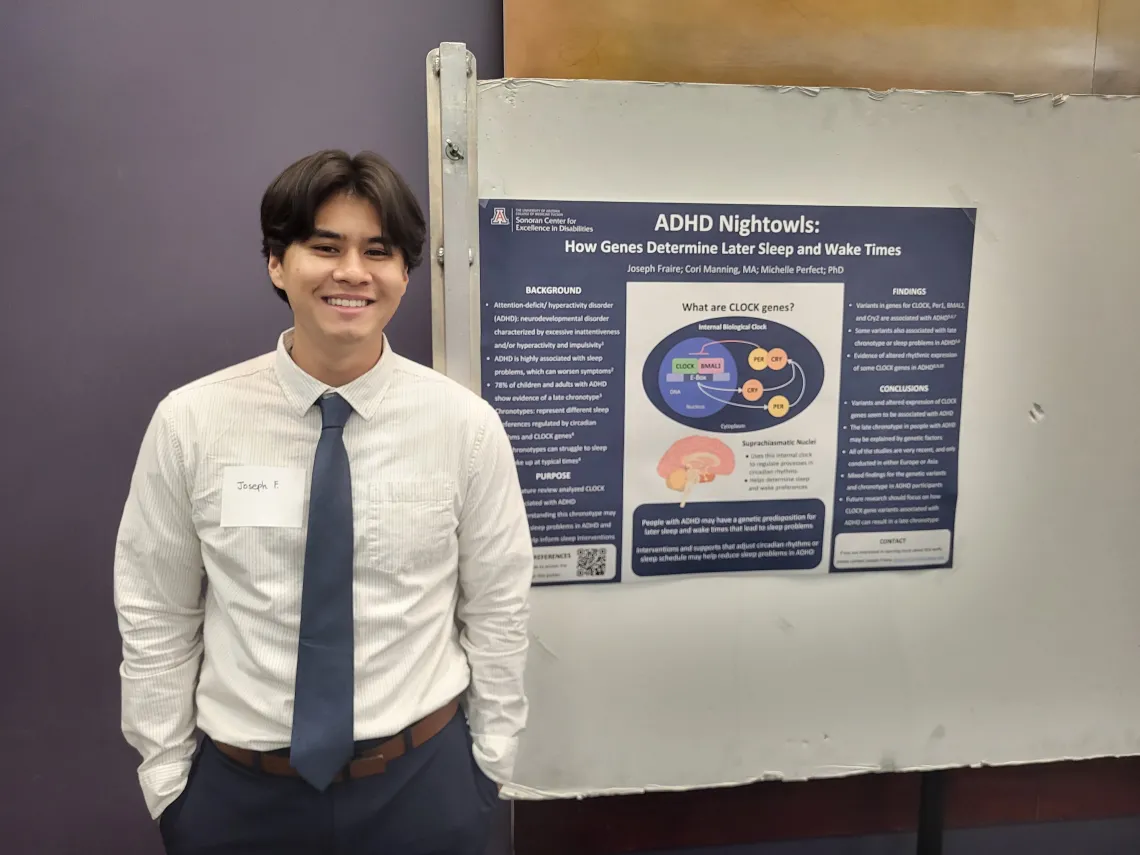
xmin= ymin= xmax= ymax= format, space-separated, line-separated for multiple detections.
xmin=367 ymin=248 xmax=390 ymax=257
xmin=313 ymin=245 xmax=337 ymax=253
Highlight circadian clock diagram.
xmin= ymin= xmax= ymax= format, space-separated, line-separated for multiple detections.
xmin=642 ymin=315 xmax=825 ymax=432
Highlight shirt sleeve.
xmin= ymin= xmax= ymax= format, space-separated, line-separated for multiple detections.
xmin=113 ymin=400 xmax=206 ymax=819
xmin=455 ymin=403 xmax=534 ymax=785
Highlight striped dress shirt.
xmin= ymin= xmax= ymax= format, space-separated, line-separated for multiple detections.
xmin=114 ymin=329 xmax=533 ymax=819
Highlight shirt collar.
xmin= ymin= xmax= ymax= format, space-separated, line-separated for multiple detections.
xmin=272 ymin=328 xmax=396 ymax=421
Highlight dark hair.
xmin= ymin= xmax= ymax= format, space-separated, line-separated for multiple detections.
xmin=260 ymin=149 xmax=427 ymax=303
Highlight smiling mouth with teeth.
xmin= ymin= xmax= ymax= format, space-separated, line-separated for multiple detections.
xmin=323 ymin=297 xmax=374 ymax=308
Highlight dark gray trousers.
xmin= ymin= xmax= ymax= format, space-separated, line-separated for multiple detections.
xmin=159 ymin=709 xmax=499 ymax=854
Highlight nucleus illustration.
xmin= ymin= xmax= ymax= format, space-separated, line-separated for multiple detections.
xmin=642 ymin=315 xmax=825 ymax=432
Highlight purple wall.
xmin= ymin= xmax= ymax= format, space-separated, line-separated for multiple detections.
xmin=0 ymin=2 xmax=503 ymax=851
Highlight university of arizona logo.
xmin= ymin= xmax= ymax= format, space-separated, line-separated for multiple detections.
xmin=490 ymin=207 xmax=509 ymax=225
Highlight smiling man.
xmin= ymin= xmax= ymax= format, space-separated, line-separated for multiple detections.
xmin=114 ymin=149 xmax=533 ymax=854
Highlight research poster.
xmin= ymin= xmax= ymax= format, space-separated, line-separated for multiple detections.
xmin=478 ymin=201 xmax=975 ymax=584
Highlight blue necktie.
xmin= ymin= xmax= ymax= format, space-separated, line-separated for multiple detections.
xmin=290 ymin=393 xmax=355 ymax=790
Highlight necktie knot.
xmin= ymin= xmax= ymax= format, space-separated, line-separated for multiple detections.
xmin=318 ymin=393 xmax=353 ymax=429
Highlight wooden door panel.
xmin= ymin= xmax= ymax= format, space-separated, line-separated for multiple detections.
xmin=504 ymin=0 xmax=1102 ymax=94
xmin=1095 ymin=0 xmax=1140 ymax=93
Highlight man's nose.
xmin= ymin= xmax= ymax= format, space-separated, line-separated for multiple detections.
xmin=334 ymin=251 xmax=370 ymax=284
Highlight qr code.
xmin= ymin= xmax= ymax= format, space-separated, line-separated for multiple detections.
xmin=576 ymin=547 xmax=608 ymax=577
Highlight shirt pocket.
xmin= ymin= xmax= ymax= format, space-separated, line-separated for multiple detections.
xmin=367 ymin=478 xmax=457 ymax=573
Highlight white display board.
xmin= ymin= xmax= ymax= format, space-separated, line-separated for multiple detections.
xmin=445 ymin=64 xmax=1140 ymax=799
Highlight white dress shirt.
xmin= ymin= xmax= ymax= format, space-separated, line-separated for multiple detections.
xmin=114 ymin=329 xmax=533 ymax=819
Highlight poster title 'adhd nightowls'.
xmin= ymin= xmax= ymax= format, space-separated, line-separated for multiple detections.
xmin=565 ymin=209 xmax=902 ymax=259
xmin=654 ymin=212 xmax=821 ymax=237
xmin=558 ymin=211 xmax=906 ymax=259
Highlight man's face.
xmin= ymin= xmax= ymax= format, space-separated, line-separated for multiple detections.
xmin=268 ymin=192 xmax=408 ymax=353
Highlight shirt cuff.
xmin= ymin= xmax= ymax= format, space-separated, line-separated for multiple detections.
xmin=139 ymin=758 xmax=193 ymax=820
xmin=470 ymin=732 xmax=519 ymax=785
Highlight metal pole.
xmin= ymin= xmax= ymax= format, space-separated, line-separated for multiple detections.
xmin=426 ymin=42 xmax=479 ymax=391
xmin=916 ymin=771 xmax=946 ymax=855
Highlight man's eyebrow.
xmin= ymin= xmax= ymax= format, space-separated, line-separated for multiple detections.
xmin=310 ymin=228 xmax=388 ymax=244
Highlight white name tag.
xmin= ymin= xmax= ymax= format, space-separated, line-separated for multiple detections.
xmin=220 ymin=466 xmax=305 ymax=528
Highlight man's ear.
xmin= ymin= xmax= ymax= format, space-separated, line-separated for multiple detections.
xmin=268 ymin=254 xmax=284 ymax=290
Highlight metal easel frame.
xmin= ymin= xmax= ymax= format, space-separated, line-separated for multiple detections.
xmin=425 ymin=42 xmax=950 ymax=855
xmin=427 ymin=42 xmax=480 ymax=393
xmin=427 ymin=43 xmax=514 ymax=849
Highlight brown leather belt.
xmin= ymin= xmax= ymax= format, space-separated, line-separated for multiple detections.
xmin=213 ymin=698 xmax=459 ymax=782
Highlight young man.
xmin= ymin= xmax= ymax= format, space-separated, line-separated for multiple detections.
xmin=114 ymin=149 xmax=533 ymax=854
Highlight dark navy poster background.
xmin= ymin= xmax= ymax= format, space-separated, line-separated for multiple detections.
xmin=478 ymin=199 xmax=975 ymax=583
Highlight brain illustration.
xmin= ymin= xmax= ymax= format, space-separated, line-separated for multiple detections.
xmin=657 ymin=436 xmax=735 ymax=507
